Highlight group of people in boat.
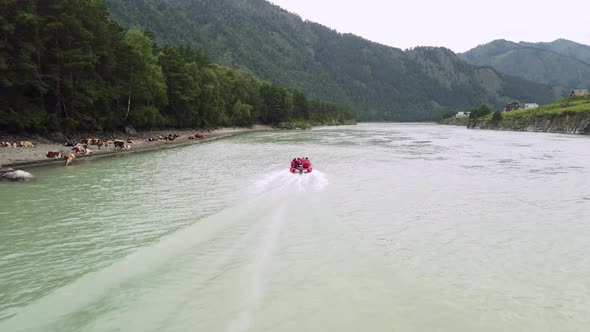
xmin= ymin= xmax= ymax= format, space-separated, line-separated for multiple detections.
xmin=290 ymin=157 xmax=312 ymax=173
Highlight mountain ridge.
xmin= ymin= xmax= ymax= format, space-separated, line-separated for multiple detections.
xmin=104 ymin=0 xmax=557 ymax=120
xmin=461 ymin=39 xmax=590 ymax=91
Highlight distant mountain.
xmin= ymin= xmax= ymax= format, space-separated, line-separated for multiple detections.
xmin=104 ymin=0 xmax=556 ymax=120
xmin=461 ymin=39 xmax=590 ymax=92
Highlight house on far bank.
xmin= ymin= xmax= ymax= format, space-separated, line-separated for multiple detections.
xmin=503 ymin=101 xmax=521 ymax=112
xmin=570 ymin=89 xmax=589 ymax=97
xmin=455 ymin=111 xmax=471 ymax=118
xmin=524 ymin=103 xmax=539 ymax=109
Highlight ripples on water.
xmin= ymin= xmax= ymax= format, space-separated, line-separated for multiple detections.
xmin=0 ymin=123 xmax=589 ymax=331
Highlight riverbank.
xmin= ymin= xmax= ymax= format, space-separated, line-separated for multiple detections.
xmin=0 ymin=125 xmax=273 ymax=169
xmin=440 ymin=96 xmax=590 ymax=135
xmin=441 ymin=113 xmax=590 ymax=135
xmin=439 ymin=117 xmax=468 ymax=126
xmin=466 ymin=111 xmax=590 ymax=134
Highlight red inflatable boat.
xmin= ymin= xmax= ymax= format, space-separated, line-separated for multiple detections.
xmin=290 ymin=165 xmax=313 ymax=174
xmin=290 ymin=158 xmax=313 ymax=174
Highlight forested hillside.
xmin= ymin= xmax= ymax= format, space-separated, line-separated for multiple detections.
xmin=0 ymin=0 xmax=354 ymax=134
xmin=104 ymin=0 xmax=556 ymax=121
xmin=461 ymin=39 xmax=590 ymax=91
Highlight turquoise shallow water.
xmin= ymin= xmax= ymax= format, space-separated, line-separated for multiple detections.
xmin=1 ymin=123 xmax=589 ymax=331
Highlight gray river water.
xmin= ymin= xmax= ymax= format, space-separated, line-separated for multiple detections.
xmin=0 ymin=123 xmax=589 ymax=331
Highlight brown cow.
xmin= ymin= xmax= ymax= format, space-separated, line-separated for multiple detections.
xmin=46 ymin=151 xmax=61 ymax=158
xmin=114 ymin=140 xmax=125 ymax=149
xmin=71 ymin=146 xmax=91 ymax=155
xmin=63 ymin=153 xmax=76 ymax=166
xmin=19 ymin=141 xmax=34 ymax=148
xmin=164 ymin=133 xmax=180 ymax=142
xmin=114 ymin=141 xmax=131 ymax=150
xmin=97 ymin=140 xmax=111 ymax=150
xmin=189 ymin=133 xmax=207 ymax=140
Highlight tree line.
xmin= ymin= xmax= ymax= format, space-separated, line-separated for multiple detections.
xmin=0 ymin=0 xmax=355 ymax=134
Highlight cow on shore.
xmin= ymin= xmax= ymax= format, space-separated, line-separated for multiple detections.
xmin=164 ymin=133 xmax=180 ymax=142
xmin=19 ymin=141 xmax=34 ymax=148
xmin=46 ymin=151 xmax=61 ymax=159
xmin=188 ymin=133 xmax=207 ymax=140
xmin=114 ymin=140 xmax=131 ymax=150
xmin=97 ymin=140 xmax=111 ymax=150
xmin=72 ymin=145 xmax=91 ymax=155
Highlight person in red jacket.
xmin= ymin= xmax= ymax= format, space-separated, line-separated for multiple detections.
xmin=290 ymin=158 xmax=297 ymax=168
xmin=302 ymin=157 xmax=311 ymax=169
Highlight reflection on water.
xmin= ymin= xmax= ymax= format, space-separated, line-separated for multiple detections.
xmin=0 ymin=123 xmax=589 ymax=331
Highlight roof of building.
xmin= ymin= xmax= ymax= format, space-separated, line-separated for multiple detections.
xmin=571 ymin=89 xmax=589 ymax=96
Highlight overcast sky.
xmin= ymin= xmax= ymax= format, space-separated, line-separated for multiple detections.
xmin=267 ymin=0 xmax=590 ymax=52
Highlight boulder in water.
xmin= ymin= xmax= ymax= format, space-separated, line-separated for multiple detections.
xmin=0 ymin=167 xmax=15 ymax=174
xmin=0 ymin=170 xmax=35 ymax=182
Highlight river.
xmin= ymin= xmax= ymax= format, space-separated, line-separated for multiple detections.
xmin=0 ymin=123 xmax=589 ymax=331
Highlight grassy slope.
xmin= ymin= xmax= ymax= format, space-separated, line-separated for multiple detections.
xmin=475 ymin=96 xmax=590 ymax=123
xmin=501 ymin=96 xmax=590 ymax=120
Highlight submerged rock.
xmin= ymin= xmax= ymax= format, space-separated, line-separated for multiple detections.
xmin=0 ymin=167 xmax=15 ymax=174
xmin=0 ymin=170 xmax=35 ymax=182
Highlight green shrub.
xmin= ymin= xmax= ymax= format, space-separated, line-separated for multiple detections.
xmin=491 ymin=111 xmax=502 ymax=123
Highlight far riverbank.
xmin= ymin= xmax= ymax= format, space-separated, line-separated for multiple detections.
xmin=440 ymin=96 xmax=590 ymax=135
xmin=441 ymin=112 xmax=590 ymax=135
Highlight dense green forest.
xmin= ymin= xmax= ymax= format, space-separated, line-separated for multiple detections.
xmin=461 ymin=39 xmax=590 ymax=93
xmin=0 ymin=0 xmax=355 ymax=134
xmin=104 ymin=0 xmax=557 ymax=121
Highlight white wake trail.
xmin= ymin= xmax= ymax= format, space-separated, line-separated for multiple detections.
xmin=251 ymin=169 xmax=329 ymax=195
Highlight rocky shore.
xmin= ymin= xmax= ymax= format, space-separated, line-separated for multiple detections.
xmin=467 ymin=112 xmax=590 ymax=135
xmin=441 ymin=112 xmax=590 ymax=135
xmin=439 ymin=117 xmax=468 ymax=126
